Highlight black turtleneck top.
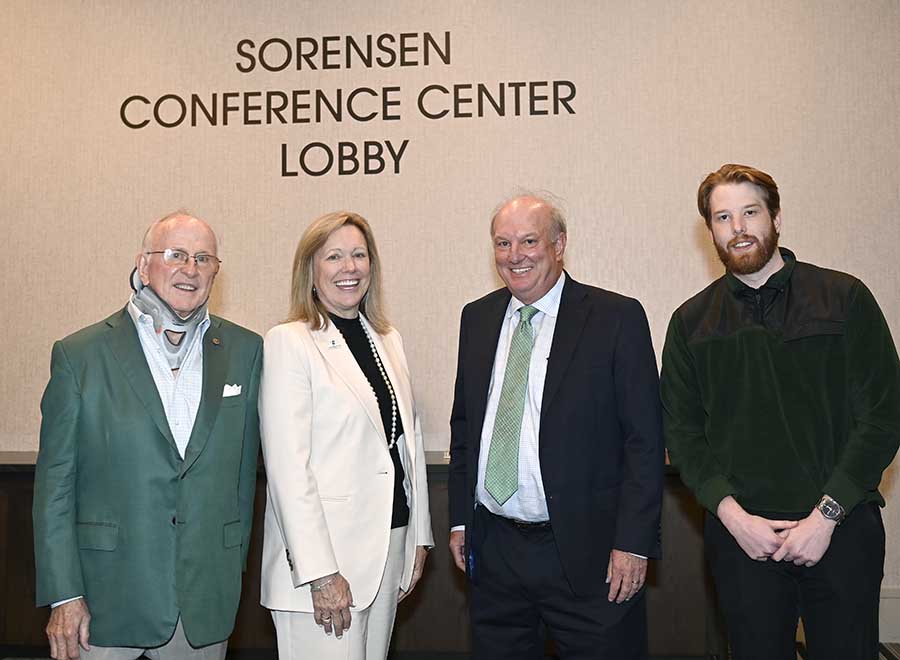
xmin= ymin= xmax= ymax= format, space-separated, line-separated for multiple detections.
xmin=329 ymin=313 xmax=409 ymax=528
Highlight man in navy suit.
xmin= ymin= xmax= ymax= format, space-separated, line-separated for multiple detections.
xmin=448 ymin=193 xmax=664 ymax=659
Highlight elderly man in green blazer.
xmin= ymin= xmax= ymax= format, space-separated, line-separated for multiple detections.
xmin=33 ymin=212 xmax=262 ymax=660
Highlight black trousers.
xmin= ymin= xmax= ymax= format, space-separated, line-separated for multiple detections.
xmin=705 ymin=502 xmax=885 ymax=660
xmin=469 ymin=506 xmax=647 ymax=660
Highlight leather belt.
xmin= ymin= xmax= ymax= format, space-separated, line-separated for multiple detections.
xmin=494 ymin=512 xmax=551 ymax=531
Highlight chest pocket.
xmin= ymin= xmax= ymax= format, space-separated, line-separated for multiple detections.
xmin=783 ymin=319 xmax=845 ymax=342
xmin=220 ymin=393 xmax=245 ymax=408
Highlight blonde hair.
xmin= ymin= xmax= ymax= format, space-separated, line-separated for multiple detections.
xmin=288 ymin=211 xmax=390 ymax=334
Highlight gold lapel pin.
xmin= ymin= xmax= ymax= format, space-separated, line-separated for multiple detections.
xmin=212 ymin=337 xmax=221 ymax=346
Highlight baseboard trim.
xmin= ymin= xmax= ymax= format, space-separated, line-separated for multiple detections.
xmin=881 ymin=594 xmax=900 ymax=642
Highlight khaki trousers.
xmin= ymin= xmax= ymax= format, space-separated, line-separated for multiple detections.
xmin=79 ymin=617 xmax=227 ymax=660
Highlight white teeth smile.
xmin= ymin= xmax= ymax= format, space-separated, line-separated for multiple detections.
xmin=174 ymin=284 xmax=197 ymax=291
xmin=511 ymin=267 xmax=532 ymax=274
xmin=733 ymin=241 xmax=753 ymax=248
xmin=335 ymin=279 xmax=359 ymax=287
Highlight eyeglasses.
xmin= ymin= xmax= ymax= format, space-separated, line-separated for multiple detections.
xmin=145 ymin=248 xmax=222 ymax=272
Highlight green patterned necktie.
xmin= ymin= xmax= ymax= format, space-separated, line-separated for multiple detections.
xmin=485 ymin=304 xmax=539 ymax=506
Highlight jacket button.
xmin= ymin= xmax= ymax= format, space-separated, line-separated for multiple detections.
xmin=171 ymin=516 xmax=177 ymax=526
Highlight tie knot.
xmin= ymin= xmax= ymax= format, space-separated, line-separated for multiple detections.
xmin=518 ymin=305 xmax=538 ymax=324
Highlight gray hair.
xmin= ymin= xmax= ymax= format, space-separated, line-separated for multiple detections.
xmin=489 ymin=190 xmax=568 ymax=238
xmin=141 ymin=209 xmax=218 ymax=253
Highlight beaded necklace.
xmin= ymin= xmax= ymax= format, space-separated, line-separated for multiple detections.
xmin=359 ymin=316 xmax=398 ymax=449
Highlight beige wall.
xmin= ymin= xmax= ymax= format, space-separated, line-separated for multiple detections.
xmin=3 ymin=0 xmax=899 ymax=636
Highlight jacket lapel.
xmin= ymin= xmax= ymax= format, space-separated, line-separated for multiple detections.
xmin=181 ymin=317 xmax=228 ymax=475
xmin=313 ymin=321 xmax=387 ymax=444
xmin=541 ymin=274 xmax=589 ymax=416
xmin=104 ymin=308 xmax=177 ymax=453
xmin=470 ymin=291 xmax=511 ymax=444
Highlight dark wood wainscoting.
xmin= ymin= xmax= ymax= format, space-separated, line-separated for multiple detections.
xmin=1 ymin=456 xmax=725 ymax=657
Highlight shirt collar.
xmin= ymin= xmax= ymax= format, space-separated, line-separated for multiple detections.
xmin=506 ymin=271 xmax=566 ymax=320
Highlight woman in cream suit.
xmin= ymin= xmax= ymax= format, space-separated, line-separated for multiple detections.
xmin=259 ymin=211 xmax=433 ymax=660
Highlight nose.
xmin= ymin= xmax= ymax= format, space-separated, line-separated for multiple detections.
xmin=509 ymin=243 xmax=523 ymax=262
xmin=181 ymin=258 xmax=199 ymax=276
xmin=730 ymin=215 xmax=746 ymax=235
xmin=340 ymin=255 xmax=356 ymax=271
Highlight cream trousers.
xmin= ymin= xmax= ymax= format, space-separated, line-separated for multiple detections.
xmin=271 ymin=525 xmax=407 ymax=660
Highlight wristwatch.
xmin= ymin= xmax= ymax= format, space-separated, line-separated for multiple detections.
xmin=816 ymin=494 xmax=845 ymax=524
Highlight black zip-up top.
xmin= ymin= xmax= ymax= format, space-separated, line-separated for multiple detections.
xmin=661 ymin=248 xmax=900 ymax=516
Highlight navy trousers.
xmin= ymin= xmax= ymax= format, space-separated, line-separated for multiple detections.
xmin=469 ymin=506 xmax=648 ymax=660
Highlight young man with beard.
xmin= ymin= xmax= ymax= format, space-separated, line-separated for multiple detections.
xmin=661 ymin=164 xmax=900 ymax=659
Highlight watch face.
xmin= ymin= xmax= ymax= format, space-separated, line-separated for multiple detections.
xmin=819 ymin=497 xmax=844 ymax=520
xmin=821 ymin=501 xmax=839 ymax=518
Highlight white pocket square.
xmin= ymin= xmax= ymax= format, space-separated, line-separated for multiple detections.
xmin=223 ymin=384 xmax=242 ymax=397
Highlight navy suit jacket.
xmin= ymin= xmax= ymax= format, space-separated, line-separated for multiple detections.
xmin=448 ymin=274 xmax=664 ymax=598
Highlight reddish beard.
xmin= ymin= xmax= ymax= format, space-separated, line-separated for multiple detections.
xmin=714 ymin=223 xmax=779 ymax=275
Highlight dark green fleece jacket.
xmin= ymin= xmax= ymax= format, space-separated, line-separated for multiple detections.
xmin=661 ymin=248 xmax=900 ymax=516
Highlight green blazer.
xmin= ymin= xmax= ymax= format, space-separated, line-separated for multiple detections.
xmin=33 ymin=307 xmax=262 ymax=648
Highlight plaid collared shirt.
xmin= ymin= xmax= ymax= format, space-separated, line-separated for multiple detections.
xmin=127 ymin=300 xmax=210 ymax=458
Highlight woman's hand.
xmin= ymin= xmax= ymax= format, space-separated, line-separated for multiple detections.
xmin=311 ymin=572 xmax=354 ymax=638
xmin=398 ymin=546 xmax=429 ymax=602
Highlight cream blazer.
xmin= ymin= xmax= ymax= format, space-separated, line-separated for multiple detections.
xmin=259 ymin=317 xmax=433 ymax=612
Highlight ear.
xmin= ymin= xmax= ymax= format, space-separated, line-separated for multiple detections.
xmin=136 ymin=252 xmax=151 ymax=285
xmin=773 ymin=210 xmax=783 ymax=234
xmin=554 ymin=231 xmax=567 ymax=260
